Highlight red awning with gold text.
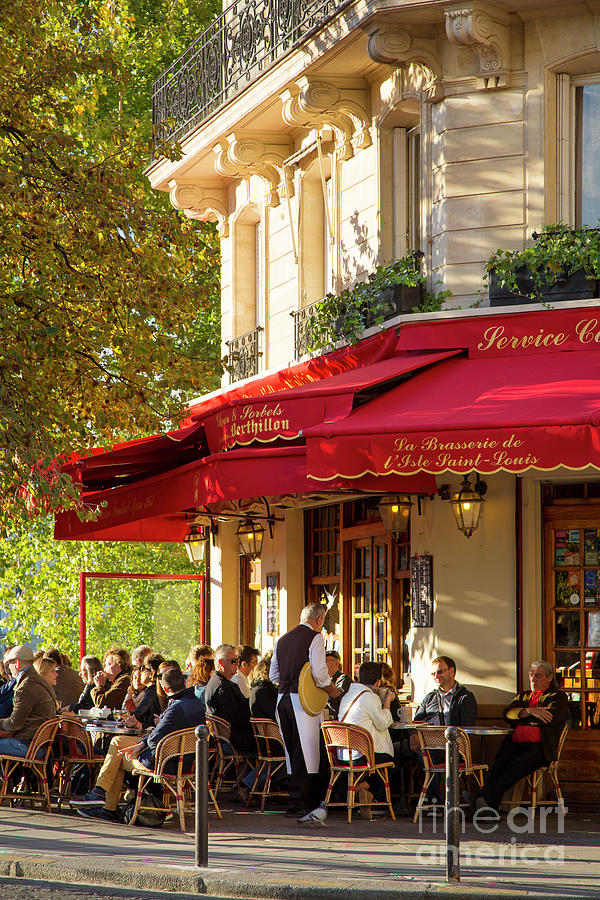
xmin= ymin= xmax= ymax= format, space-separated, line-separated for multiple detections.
xmin=202 ymin=350 xmax=459 ymax=452
xmin=305 ymin=349 xmax=600 ymax=479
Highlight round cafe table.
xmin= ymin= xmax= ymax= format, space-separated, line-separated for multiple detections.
xmin=390 ymin=721 xmax=510 ymax=759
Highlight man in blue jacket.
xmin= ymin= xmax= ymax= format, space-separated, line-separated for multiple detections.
xmin=0 ymin=649 xmax=16 ymax=718
xmin=71 ymin=668 xmax=204 ymax=821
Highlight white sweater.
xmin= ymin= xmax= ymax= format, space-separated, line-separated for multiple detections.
xmin=338 ymin=682 xmax=394 ymax=757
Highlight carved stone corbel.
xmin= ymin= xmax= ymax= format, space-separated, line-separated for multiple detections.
xmin=168 ymin=180 xmax=229 ymax=237
xmin=214 ymin=133 xmax=293 ymax=207
xmin=444 ymin=4 xmax=511 ymax=89
xmin=365 ymin=25 xmax=443 ymax=101
xmin=280 ymin=76 xmax=372 ymax=160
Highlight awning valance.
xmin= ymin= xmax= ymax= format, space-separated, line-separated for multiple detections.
xmin=305 ymin=348 xmax=600 ymax=479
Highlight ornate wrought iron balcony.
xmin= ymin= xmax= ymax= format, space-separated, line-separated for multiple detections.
xmin=153 ymin=0 xmax=344 ymax=148
xmin=291 ymin=299 xmax=331 ymax=360
xmin=225 ymin=326 xmax=264 ymax=383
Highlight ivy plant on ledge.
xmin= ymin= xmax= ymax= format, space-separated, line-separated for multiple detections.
xmin=305 ymin=254 xmax=450 ymax=350
xmin=486 ymin=224 xmax=600 ymax=306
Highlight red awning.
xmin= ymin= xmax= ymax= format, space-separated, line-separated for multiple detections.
xmin=60 ymin=330 xmax=401 ymax=492
xmin=306 ymin=349 xmax=600 ymax=479
xmin=55 ymin=446 xmax=437 ymax=541
xmin=202 ymin=350 xmax=459 ymax=452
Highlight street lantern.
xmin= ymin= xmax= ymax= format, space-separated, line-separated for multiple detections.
xmin=450 ymin=475 xmax=486 ymax=538
xmin=236 ymin=518 xmax=265 ymax=560
xmin=183 ymin=525 xmax=208 ymax=564
xmin=377 ymin=494 xmax=412 ymax=541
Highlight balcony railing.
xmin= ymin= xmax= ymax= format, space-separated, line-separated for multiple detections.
xmin=291 ymin=299 xmax=330 ymax=360
xmin=152 ymin=0 xmax=344 ymax=148
xmin=225 ymin=326 xmax=263 ymax=383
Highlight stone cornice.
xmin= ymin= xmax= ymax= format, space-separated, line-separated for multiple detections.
xmin=168 ymin=180 xmax=229 ymax=237
xmin=280 ymin=77 xmax=372 ymax=161
xmin=444 ymin=3 xmax=511 ymax=89
xmin=365 ymin=25 xmax=443 ymax=100
xmin=213 ymin=133 xmax=293 ymax=207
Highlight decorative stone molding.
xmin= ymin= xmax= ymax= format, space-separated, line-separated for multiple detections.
xmin=168 ymin=180 xmax=229 ymax=237
xmin=280 ymin=77 xmax=372 ymax=161
xmin=365 ymin=25 xmax=443 ymax=101
xmin=444 ymin=4 xmax=511 ymax=89
xmin=214 ymin=133 xmax=293 ymax=208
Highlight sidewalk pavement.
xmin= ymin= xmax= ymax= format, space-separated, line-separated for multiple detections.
xmin=0 ymin=799 xmax=599 ymax=900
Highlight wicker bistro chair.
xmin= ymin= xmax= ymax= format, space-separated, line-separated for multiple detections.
xmin=248 ymin=717 xmax=289 ymax=811
xmin=54 ymin=717 xmax=104 ymax=809
xmin=504 ymin=723 xmax=569 ymax=813
xmin=205 ymin=713 xmax=246 ymax=799
xmin=127 ymin=727 xmax=221 ymax=831
xmin=0 ymin=717 xmax=61 ymax=813
xmin=320 ymin=722 xmax=396 ymax=823
xmin=413 ymin=726 xmax=488 ymax=823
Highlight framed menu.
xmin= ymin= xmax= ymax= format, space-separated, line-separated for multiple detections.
xmin=410 ymin=555 xmax=434 ymax=628
xmin=266 ymin=572 xmax=279 ymax=636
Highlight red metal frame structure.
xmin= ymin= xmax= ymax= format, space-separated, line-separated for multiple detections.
xmin=79 ymin=571 xmax=205 ymax=657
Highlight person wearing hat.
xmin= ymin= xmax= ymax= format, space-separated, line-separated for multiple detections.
xmin=0 ymin=644 xmax=58 ymax=757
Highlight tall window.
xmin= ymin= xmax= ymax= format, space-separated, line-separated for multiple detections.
xmin=575 ymin=83 xmax=600 ymax=226
xmin=393 ymin=125 xmax=421 ymax=257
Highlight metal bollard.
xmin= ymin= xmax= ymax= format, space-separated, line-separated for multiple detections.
xmin=445 ymin=726 xmax=460 ymax=884
xmin=195 ymin=724 xmax=209 ymax=868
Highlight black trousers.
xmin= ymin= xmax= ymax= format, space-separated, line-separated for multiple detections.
xmin=277 ymin=693 xmax=328 ymax=814
xmin=481 ymin=738 xmax=547 ymax=811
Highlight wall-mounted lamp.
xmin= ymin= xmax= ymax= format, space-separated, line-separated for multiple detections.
xmin=236 ymin=518 xmax=265 ymax=560
xmin=449 ymin=474 xmax=487 ymax=538
xmin=377 ymin=494 xmax=413 ymax=541
xmin=183 ymin=524 xmax=209 ymax=564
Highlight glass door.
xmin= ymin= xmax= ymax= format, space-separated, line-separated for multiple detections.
xmin=351 ymin=535 xmax=392 ymax=673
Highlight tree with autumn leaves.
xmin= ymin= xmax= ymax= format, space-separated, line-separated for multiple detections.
xmin=0 ymin=0 xmax=221 ymax=527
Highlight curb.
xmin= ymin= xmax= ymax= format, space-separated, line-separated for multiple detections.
xmin=0 ymin=855 xmax=593 ymax=900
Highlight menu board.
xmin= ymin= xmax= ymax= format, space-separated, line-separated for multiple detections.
xmin=266 ymin=572 xmax=279 ymax=636
xmin=410 ymin=555 xmax=433 ymax=628
xmin=555 ymin=529 xmax=580 ymax=567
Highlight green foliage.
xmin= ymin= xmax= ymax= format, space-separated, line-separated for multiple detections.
xmin=0 ymin=0 xmax=221 ymax=530
xmin=485 ymin=223 xmax=600 ymax=301
xmin=0 ymin=517 xmax=203 ymax=662
xmin=306 ymin=257 xmax=426 ymax=349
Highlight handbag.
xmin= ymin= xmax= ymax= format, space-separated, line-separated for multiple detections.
xmin=121 ymin=790 xmax=168 ymax=828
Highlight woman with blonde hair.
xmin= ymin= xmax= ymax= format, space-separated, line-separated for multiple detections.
xmin=33 ymin=657 xmax=60 ymax=713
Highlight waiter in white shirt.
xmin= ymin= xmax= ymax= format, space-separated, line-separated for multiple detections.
xmin=269 ymin=602 xmax=340 ymax=820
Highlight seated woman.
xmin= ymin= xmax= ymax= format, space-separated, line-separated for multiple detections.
xmin=190 ymin=657 xmax=215 ymax=716
xmin=126 ymin=653 xmax=164 ymax=728
xmin=122 ymin=665 xmax=146 ymax=713
xmin=90 ymin=648 xmax=132 ymax=710
xmin=33 ymin=657 xmax=60 ymax=714
xmin=185 ymin=644 xmax=213 ymax=683
xmin=249 ymin=653 xmax=277 ymax=721
xmin=130 ymin=657 xmax=180 ymax=729
xmin=69 ymin=656 xmax=102 ymax=713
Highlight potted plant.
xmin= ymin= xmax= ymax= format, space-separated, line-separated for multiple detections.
xmin=486 ymin=224 xmax=600 ymax=306
xmin=306 ymin=253 xmax=441 ymax=349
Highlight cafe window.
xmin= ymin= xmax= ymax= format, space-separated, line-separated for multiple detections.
xmin=544 ymin=483 xmax=600 ymax=731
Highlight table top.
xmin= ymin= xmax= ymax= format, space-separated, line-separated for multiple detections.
xmin=390 ymin=722 xmax=510 ymax=736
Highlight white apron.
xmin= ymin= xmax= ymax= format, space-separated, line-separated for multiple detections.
xmin=276 ymin=692 xmax=324 ymax=775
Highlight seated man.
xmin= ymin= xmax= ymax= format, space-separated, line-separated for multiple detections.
xmin=475 ymin=659 xmax=569 ymax=813
xmin=205 ymin=644 xmax=255 ymax=755
xmin=409 ymin=656 xmax=477 ymax=807
xmin=325 ymin=651 xmax=352 ymax=719
xmin=90 ymin=647 xmax=132 ymax=710
xmin=0 ymin=644 xmax=57 ymax=757
xmin=231 ymin=645 xmax=259 ymax=699
xmin=70 ymin=667 xmax=205 ymax=821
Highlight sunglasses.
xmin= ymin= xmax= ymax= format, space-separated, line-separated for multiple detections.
xmin=227 ymin=657 xmax=240 ymax=664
